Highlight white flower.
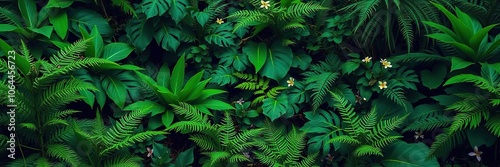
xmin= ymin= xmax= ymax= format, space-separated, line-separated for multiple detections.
xmin=147 ymin=147 xmax=153 ymax=158
xmin=287 ymin=77 xmax=295 ymax=87
xmin=378 ymin=81 xmax=387 ymax=90
xmin=236 ymin=98 xmax=245 ymax=105
xmin=468 ymin=146 xmax=482 ymax=162
xmin=216 ymin=18 xmax=224 ymax=24
xmin=362 ymin=57 xmax=372 ymax=63
xmin=260 ymin=0 xmax=270 ymax=9
xmin=414 ymin=131 xmax=424 ymax=139
xmin=380 ymin=59 xmax=392 ymax=69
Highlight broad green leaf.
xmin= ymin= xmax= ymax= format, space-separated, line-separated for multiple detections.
xmin=101 ymin=75 xmax=127 ymax=109
xmin=0 ymin=7 xmax=23 ymax=27
xmin=0 ymin=39 xmax=14 ymax=57
xmin=243 ymin=42 xmax=267 ymax=73
xmin=262 ymin=95 xmax=289 ymax=121
xmin=300 ymin=109 xmax=341 ymax=156
xmin=484 ymin=37 xmax=500 ymax=57
xmin=178 ymin=71 xmax=204 ymax=100
xmin=157 ymin=63 xmax=170 ymax=87
xmin=0 ymin=24 xmax=18 ymax=32
xmin=449 ymin=42 xmax=477 ymax=60
xmin=80 ymin=25 xmax=104 ymax=58
xmin=185 ymin=79 xmax=210 ymax=101
xmin=69 ymin=9 xmax=113 ymax=37
xmin=198 ymin=89 xmax=227 ymax=100
xmin=157 ymin=86 xmax=179 ymax=103
xmin=260 ymin=42 xmax=293 ymax=81
xmin=174 ymin=147 xmax=195 ymax=167
xmin=161 ymin=111 xmax=175 ymax=127
xmin=422 ymin=21 xmax=458 ymax=41
xmin=420 ymin=65 xmax=447 ymax=89
xmin=49 ymin=12 xmax=68 ymax=39
xmin=142 ymin=0 xmax=169 ymax=19
xmin=341 ymin=60 xmax=360 ymax=75
xmin=210 ymin=66 xmax=237 ymax=86
xmin=170 ymin=55 xmax=185 ymax=94
xmin=46 ymin=0 xmax=74 ymax=8
xmin=291 ymin=52 xmax=312 ymax=70
xmin=382 ymin=141 xmax=439 ymax=167
xmin=219 ymin=48 xmax=248 ymax=71
xmin=168 ymin=0 xmax=188 ymax=24
xmin=155 ymin=22 xmax=181 ymax=51
xmin=27 ymin=26 xmax=53 ymax=38
xmin=125 ymin=15 xmax=154 ymax=51
xmin=469 ymin=24 xmax=498 ymax=52
xmin=124 ymin=100 xmax=165 ymax=116
xmin=93 ymin=76 xmax=107 ymax=110
xmin=80 ymin=89 xmax=95 ymax=108
xmin=102 ymin=43 xmax=134 ymax=62
xmin=193 ymin=11 xmax=209 ymax=26
xmin=18 ymin=0 xmax=38 ymax=28
xmin=431 ymin=2 xmax=473 ymax=43
xmin=450 ymin=57 xmax=474 ymax=72
xmin=467 ymin=127 xmax=497 ymax=148
xmin=204 ymin=23 xmax=236 ymax=47
xmin=199 ymin=99 xmax=235 ymax=111
xmin=12 ymin=53 xmax=31 ymax=75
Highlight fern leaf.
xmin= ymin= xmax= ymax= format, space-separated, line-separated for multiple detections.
xmin=46 ymin=144 xmax=81 ymax=167
xmin=485 ymin=115 xmax=500 ymax=137
xmin=354 ymin=145 xmax=383 ymax=157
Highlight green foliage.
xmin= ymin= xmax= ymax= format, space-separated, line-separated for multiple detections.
xmin=166 ymin=103 xmax=263 ymax=167
xmin=227 ymin=0 xmax=327 ymax=44
xmin=328 ymin=92 xmax=408 ymax=157
xmin=424 ymin=2 xmax=500 ymax=62
xmin=233 ymin=72 xmax=287 ymax=107
xmin=3 ymin=0 xmax=500 ymax=166
xmin=0 ymin=39 xmax=122 ymax=166
xmin=342 ymin=0 xmax=446 ymax=52
xmin=253 ymin=122 xmax=319 ymax=167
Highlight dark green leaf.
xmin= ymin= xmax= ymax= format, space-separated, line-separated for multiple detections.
xmin=102 ymin=43 xmax=134 ymax=62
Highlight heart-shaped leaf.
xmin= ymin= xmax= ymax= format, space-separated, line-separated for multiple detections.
xmin=243 ymin=42 xmax=267 ymax=73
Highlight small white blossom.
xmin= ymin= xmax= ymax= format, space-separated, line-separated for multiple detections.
xmin=468 ymin=146 xmax=482 ymax=162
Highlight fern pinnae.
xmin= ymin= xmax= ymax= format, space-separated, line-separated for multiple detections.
xmin=46 ymin=144 xmax=81 ymax=167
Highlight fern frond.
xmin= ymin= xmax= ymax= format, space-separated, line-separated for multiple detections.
xmin=428 ymin=130 xmax=466 ymax=158
xmin=40 ymin=78 xmax=97 ymax=109
xmin=49 ymin=38 xmax=90 ymax=67
xmin=46 ymin=144 xmax=81 ymax=167
xmin=331 ymin=92 xmax=360 ymax=135
xmin=403 ymin=115 xmax=453 ymax=132
xmin=371 ymin=136 xmax=402 ymax=148
xmin=102 ymin=154 xmax=142 ymax=167
xmin=485 ymin=115 xmax=500 ymax=137
xmin=100 ymin=131 xmax=167 ymax=156
xmin=111 ymin=0 xmax=137 ymax=17
xmin=444 ymin=74 xmax=498 ymax=93
xmin=190 ymin=133 xmax=220 ymax=150
xmin=354 ymin=145 xmax=383 ymax=157
xmin=368 ymin=114 xmax=407 ymax=142
xmin=102 ymin=109 xmax=150 ymax=149
xmin=281 ymin=2 xmax=328 ymax=21
xmin=389 ymin=53 xmax=448 ymax=63
xmin=35 ymin=58 xmax=119 ymax=87
xmin=266 ymin=86 xmax=286 ymax=98
xmin=309 ymin=72 xmax=339 ymax=111
xmin=329 ymin=135 xmax=361 ymax=145
xmin=382 ymin=86 xmax=408 ymax=108
xmin=449 ymin=110 xmax=486 ymax=132
xmin=227 ymin=154 xmax=250 ymax=163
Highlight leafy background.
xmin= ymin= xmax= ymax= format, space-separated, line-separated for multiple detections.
xmin=0 ymin=0 xmax=500 ymax=166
